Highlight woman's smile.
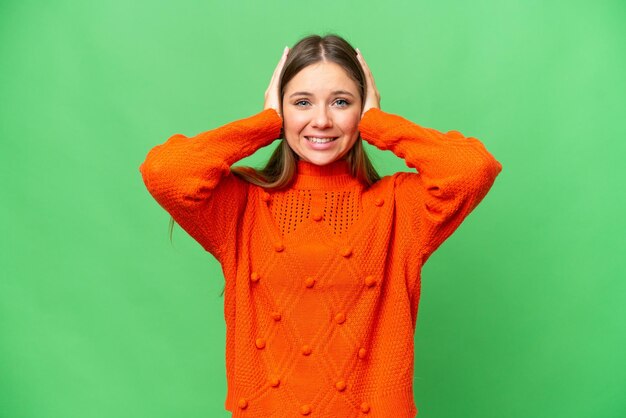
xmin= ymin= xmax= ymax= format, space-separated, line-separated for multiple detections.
xmin=281 ymin=61 xmax=362 ymax=165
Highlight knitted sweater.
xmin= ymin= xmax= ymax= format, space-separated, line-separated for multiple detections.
xmin=139 ymin=108 xmax=502 ymax=418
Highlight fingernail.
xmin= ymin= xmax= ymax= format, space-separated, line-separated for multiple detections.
xmin=356 ymin=48 xmax=361 ymax=54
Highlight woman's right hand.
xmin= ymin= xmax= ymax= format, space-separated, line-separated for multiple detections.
xmin=264 ymin=46 xmax=289 ymax=118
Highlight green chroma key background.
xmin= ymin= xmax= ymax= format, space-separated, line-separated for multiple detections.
xmin=1 ymin=0 xmax=624 ymax=417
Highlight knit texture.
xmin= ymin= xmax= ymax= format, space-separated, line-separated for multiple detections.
xmin=139 ymin=108 xmax=502 ymax=417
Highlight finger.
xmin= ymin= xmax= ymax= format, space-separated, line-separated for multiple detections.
xmin=356 ymin=49 xmax=370 ymax=72
xmin=356 ymin=51 xmax=374 ymax=83
xmin=274 ymin=47 xmax=288 ymax=73
xmin=356 ymin=50 xmax=381 ymax=108
xmin=269 ymin=48 xmax=289 ymax=96
xmin=271 ymin=47 xmax=289 ymax=84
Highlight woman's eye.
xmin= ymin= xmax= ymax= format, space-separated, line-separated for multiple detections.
xmin=335 ymin=99 xmax=350 ymax=107
xmin=295 ymin=100 xmax=309 ymax=106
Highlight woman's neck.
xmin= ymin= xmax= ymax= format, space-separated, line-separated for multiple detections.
xmin=291 ymin=159 xmax=361 ymax=190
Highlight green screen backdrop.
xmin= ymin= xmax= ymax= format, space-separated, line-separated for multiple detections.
xmin=1 ymin=1 xmax=624 ymax=417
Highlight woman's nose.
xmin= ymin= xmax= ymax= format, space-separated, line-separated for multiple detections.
xmin=312 ymin=106 xmax=333 ymax=128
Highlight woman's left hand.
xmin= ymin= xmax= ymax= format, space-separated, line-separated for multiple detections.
xmin=356 ymin=48 xmax=381 ymax=118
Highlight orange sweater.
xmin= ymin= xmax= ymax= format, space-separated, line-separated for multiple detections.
xmin=139 ymin=108 xmax=502 ymax=417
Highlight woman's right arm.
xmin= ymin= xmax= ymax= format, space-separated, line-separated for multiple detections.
xmin=138 ymin=109 xmax=283 ymax=260
xmin=139 ymin=47 xmax=289 ymax=260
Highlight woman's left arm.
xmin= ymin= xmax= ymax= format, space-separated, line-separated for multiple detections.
xmin=356 ymin=50 xmax=503 ymax=259
xmin=359 ymin=108 xmax=502 ymax=255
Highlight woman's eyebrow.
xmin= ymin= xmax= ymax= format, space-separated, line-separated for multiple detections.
xmin=289 ymin=90 xmax=355 ymax=98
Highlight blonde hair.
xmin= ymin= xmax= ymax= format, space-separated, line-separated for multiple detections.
xmin=229 ymin=33 xmax=380 ymax=189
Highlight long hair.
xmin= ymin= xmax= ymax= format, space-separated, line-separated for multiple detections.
xmin=168 ymin=34 xmax=381 ymax=296
xmin=228 ymin=33 xmax=381 ymax=189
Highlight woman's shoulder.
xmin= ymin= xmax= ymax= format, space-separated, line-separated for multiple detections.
xmin=366 ymin=170 xmax=417 ymax=191
xmin=361 ymin=171 xmax=417 ymax=204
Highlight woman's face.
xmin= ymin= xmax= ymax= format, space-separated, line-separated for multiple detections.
xmin=281 ymin=61 xmax=362 ymax=166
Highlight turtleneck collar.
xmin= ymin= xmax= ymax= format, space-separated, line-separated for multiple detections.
xmin=291 ymin=159 xmax=363 ymax=190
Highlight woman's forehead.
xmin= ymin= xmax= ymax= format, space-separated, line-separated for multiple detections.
xmin=285 ymin=62 xmax=359 ymax=95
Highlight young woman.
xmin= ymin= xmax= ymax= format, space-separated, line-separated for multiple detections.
xmin=140 ymin=34 xmax=502 ymax=418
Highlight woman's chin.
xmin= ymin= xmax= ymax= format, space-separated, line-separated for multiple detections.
xmin=299 ymin=153 xmax=342 ymax=166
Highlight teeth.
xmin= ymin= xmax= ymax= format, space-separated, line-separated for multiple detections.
xmin=306 ymin=137 xmax=337 ymax=144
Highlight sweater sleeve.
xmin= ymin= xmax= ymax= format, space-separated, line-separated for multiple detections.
xmin=139 ymin=109 xmax=283 ymax=260
xmin=358 ymin=108 xmax=503 ymax=260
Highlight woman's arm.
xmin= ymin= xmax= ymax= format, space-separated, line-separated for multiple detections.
xmin=139 ymin=109 xmax=283 ymax=260
xmin=356 ymin=50 xmax=502 ymax=259
xmin=359 ymin=108 xmax=502 ymax=257
xmin=139 ymin=47 xmax=289 ymax=260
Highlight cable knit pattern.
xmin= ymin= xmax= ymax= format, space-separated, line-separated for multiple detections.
xmin=139 ymin=108 xmax=502 ymax=417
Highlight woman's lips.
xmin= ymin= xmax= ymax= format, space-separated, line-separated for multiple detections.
xmin=306 ymin=136 xmax=338 ymax=143
xmin=305 ymin=136 xmax=339 ymax=150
